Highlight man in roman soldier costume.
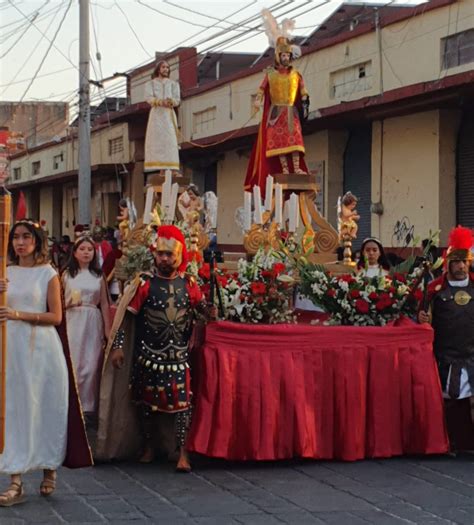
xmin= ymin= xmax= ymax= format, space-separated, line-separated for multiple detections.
xmin=245 ymin=9 xmax=310 ymax=194
xmin=419 ymin=226 xmax=474 ymax=452
xmin=96 ymin=225 xmax=204 ymax=472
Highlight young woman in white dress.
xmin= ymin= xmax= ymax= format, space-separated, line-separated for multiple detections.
xmin=356 ymin=237 xmax=391 ymax=278
xmin=0 ymin=220 xmax=69 ymax=505
xmin=62 ymin=237 xmax=110 ymax=418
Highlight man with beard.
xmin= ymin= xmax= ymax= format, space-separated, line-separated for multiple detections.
xmin=144 ymin=60 xmax=180 ymax=174
xmin=245 ymin=33 xmax=310 ymax=193
xmin=99 ymin=225 xmax=204 ymax=472
xmin=418 ymin=226 xmax=474 ymax=452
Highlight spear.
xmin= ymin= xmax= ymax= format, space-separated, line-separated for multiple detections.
xmin=0 ymin=175 xmax=10 ymax=453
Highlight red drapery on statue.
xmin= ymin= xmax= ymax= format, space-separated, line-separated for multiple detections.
xmin=244 ymin=76 xmax=308 ymax=196
xmin=188 ymin=320 xmax=449 ymax=461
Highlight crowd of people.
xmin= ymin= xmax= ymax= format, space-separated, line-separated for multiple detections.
xmin=0 ymin=219 xmax=472 ymax=508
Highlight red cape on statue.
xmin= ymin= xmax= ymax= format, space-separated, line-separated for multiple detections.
xmin=244 ymin=76 xmax=308 ymax=197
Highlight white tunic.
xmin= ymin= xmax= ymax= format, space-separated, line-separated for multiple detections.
xmin=144 ymin=77 xmax=180 ymax=172
xmin=63 ymin=270 xmax=105 ymax=413
xmin=0 ymin=265 xmax=68 ymax=474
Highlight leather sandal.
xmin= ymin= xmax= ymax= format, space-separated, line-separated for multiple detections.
xmin=0 ymin=481 xmax=24 ymax=507
xmin=40 ymin=470 xmax=57 ymax=497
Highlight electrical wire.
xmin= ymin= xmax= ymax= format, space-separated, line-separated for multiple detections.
xmin=135 ymin=0 xmax=242 ymax=31
xmin=113 ymin=1 xmax=153 ymax=59
xmin=15 ymin=1 xmax=73 ymax=104
xmin=0 ymin=2 xmax=65 ymax=98
xmin=0 ymin=67 xmax=76 ymax=88
xmin=7 ymin=0 xmax=79 ymax=72
xmin=0 ymin=0 xmax=49 ymax=58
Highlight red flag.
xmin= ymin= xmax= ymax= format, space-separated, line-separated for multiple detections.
xmin=15 ymin=191 xmax=26 ymax=221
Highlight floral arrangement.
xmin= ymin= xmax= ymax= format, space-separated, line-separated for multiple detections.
xmin=194 ymin=248 xmax=295 ymax=324
xmin=298 ymin=265 xmax=423 ymax=326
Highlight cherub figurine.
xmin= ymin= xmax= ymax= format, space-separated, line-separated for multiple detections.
xmin=117 ymin=199 xmax=130 ymax=242
xmin=338 ymin=191 xmax=360 ymax=240
xmin=177 ymin=185 xmax=204 ymax=227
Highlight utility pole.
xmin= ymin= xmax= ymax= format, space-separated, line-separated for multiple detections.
xmin=78 ymin=0 xmax=91 ymax=227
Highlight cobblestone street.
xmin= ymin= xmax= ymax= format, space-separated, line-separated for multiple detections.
xmin=2 ymin=454 xmax=474 ymax=524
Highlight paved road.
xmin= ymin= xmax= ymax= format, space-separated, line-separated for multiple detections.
xmin=2 ymin=454 xmax=474 ymax=524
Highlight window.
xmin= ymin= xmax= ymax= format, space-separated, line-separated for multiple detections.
xmin=193 ymin=107 xmax=216 ymax=135
xmin=330 ymin=61 xmax=372 ymax=99
xmin=53 ymin=153 xmax=64 ymax=170
xmin=13 ymin=167 xmax=21 ymax=181
xmin=108 ymin=136 xmax=123 ymax=155
xmin=32 ymin=161 xmax=40 ymax=175
xmin=442 ymin=29 xmax=474 ymax=69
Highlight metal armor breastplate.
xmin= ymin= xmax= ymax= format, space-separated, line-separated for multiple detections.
xmin=136 ymin=276 xmax=192 ymax=369
xmin=268 ymin=69 xmax=299 ymax=106
xmin=432 ymin=282 xmax=474 ymax=364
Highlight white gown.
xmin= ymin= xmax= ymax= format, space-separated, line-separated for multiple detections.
xmin=0 ymin=265 xmax=68 ymax=474
xmin=144 ymin=77 xmax=180 ymax=172
xmin=63 ymin=270 xmax=104 ymax=413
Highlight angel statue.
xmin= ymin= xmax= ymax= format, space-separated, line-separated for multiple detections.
xmin=337 ymin=191 xmax=360 ymax=241
xmin=177 ymin=184 xmax=204 ymax=228
xmin=245 ymin=8 xmax=310 ymax=194
xmin=117 ymin=197 xmax=137 ymax=244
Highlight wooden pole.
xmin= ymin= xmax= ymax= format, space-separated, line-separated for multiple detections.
xmin=0 ymin=185 xmax=10 ymax=453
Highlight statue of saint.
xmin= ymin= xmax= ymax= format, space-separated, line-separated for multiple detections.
xmin=144 ymin=60 xmax=181 ymax=174
xmin=245 ymin=10 xmax=310 ymax=194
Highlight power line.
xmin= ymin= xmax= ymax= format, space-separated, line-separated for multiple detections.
xmin=113 ymin=1 xmax=153 ymax=59
xmin=0 ymin=2 xmax=65 ymax=98
xmin=135 ymin=0 xmax=243 ymax=30
xmin=16 ymin=1 xmax=73 ymax=104
xmin=0 ymin=66 xmax=76 ymax=88
xmin=7 ymin=0 xmax=79 ymax=72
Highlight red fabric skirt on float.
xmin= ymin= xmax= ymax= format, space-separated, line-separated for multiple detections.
xmin=187 ymin=320 xmax=449 ymax=461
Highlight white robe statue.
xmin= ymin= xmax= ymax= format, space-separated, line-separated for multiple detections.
xmin=144 ymin=77 xmax=180 ymax=172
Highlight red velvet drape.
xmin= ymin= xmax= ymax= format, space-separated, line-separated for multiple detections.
xmin=188 ymin=321 xmax=449 ymax=461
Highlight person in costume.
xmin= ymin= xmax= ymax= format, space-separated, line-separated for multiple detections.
xmin=245 ymin=9 xmax=309 ymax=194
xmin=62 ymin=236 xmax=111 ymax=420
xmin=92 ymin=225 xmax=112 ymax=268
xmin=144 ymin=60 xmax=181 ymax=174
xmin=356 ymin=237 xmax=390 ymax=278
xmin=0 ymin=220 xmax=92 ymax=507
xmin=418 ymin=226 xmax=474 ymax=451
xmin=96 ymin=225 xmax=206 ymax=472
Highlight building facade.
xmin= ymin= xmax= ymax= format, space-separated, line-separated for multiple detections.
xmin=8 ymin=0 xmax=474 ymax=251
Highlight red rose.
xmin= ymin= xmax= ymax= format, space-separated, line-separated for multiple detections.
xmin=339 ymin=274 xmax=355 ymax=284
xmin=250 ymin=282 xmax=267 ymax=295
xmin=355 ymin=299 xmax=370 ymax=314
xmin=261 ymin=270 xmax=273 ymax=279
xmin=198 ymin=263 xmax=211 ymax=281
xmin=326 ymin=289 xmax=336 ymax=298
xmin=393 ymin=272 xmax=406 ymax=283
xmin=369 ymin=292 xmax=379 ymax=301
xmin=349 ymin=289 xmax=361 ymax=299
xmin=272 ymin=262 xmax=286 ymax=276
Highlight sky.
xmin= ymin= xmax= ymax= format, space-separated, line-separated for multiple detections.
xmin=0 ymin=0 xmax=428 ymax=115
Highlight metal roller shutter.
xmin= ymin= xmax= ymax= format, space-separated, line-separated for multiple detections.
xmin=343 ymin=125 xmax=372 ymax=249
xmin=457 ymin=110 xmax=474 ymax=228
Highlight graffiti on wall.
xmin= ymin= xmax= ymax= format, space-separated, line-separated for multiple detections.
xmin=392 ymin=216 xmax=415 ymax=247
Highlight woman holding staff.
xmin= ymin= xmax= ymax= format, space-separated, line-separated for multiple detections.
xmin=0 ymin=219 xmax=91 ymax=506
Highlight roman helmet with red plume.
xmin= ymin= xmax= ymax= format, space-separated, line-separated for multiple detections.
xmin=151 ymin=224 xmax=188 ymax=273
xmin=446 ymin=226 xmax=474 ymax=263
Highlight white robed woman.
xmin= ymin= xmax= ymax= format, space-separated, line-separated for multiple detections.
xmin=62 ymin=236 xmax=110 ymax=418
xmin=0 ymin=219 xmax=92 ymax=507
xmin=144 ymin=60 xmax=181 ymax=173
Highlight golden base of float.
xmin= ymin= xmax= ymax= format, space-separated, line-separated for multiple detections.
xmin=243 ymin=173 xmax=354 ymax=274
